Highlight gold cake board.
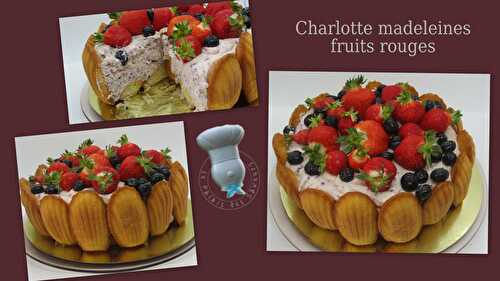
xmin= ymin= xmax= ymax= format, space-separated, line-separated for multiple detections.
xmin=24 ymin=200 xmax=195 ymax=271
xmin=277 ymin=163 xmax=485 ymax=253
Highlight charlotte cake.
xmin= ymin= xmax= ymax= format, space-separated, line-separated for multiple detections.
xmin=19 ymin=135 xmax=189 ymax=251
xmin=273 ymin=76 xmax=475 ymax=245
xmin=82 ymin=1 xmax=257 ymax=119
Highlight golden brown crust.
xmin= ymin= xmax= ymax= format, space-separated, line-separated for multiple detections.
xmin=40 ymin=196 xmax=77 ymax=245
xmin=289 ymin=105 xmax=308 ymax=127
xmin=276 ymin=162 xmax=302 ymax=209
xmin=272 ymin=133 xmax=288 ymax=164
xmin=366 ymin=81 xmax=382 ymax=91
xmin=207 ymin=53 xmax=242 ymax=110
xmin=147 ymin=180 xmax=174 ymax=236
xmin=107 ymin=187 xmax=149 ymax=248
xmin=422 ymin=181 xmax=454 ymax=225
xmin=418 ymin=93 xmax=447 ymax=108
xmin=334 ymin=192 xmax=378 ymax=246
xmin=69 ymin=191 xmax=110 ymax=251
xmin=451 ymin=152 xmax=474 ymax=207
xmin=19 ymin=178 xmax=50 ymax=236
xmin=170 ymin=161 xmax=189 ymax=225
xmin=236 ymin=32 xmax=258 ymax=104
xmin=299 ymin=189 xmax=336 ymax=230
xmin=378 ymin=193 xmax=422 ymax=243
xmin=457 ymin=129 xmax=475 ymax=165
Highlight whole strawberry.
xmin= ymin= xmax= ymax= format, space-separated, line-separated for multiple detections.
xmin=348 ymin=149 xmax=370 ymax=170
xmin=339 ymin=120 xmax=388 ymax=156
xmin=394 ymin=91 xmax=425 ymax=124
xmin=211 ymin=8 xmax=244 ymax=39
xmin=144 ymin=148 xmax=171 ymax=165
xmin=307 ymin=95 xmax=335 ymax=113
xmin=78 ymin=139 xmax=102 ymax=156
xmin=205 ymin=1 xmax=232 ymax=17
xmin=60 ymin=150 xmax=80 ymax=168
xmin=381 ymin=84 xmax=404 ymax=102
xmin=292 ymin=129 xmax=309 ymax=145
xmin=394 ymin=131 xmax=441 ymax=170
xmin=358 ymin=157 xmax=397 ymax=192
xmin=326 ymin=100 xmax=345 ymax=119
xmin=326 ymin=150 xmax=347 ymax=175
xmin=364 ymin=104 xmax=393 ymax=123
xmin=190 ymin=18 xmax=212 ymax=45
xmin=118 ymin=155 xmax=155 ymax=180
xmin=117 ymin=134 xmax=141 ymax=160
xmin=152 ymin=7 xmax=175 ymax=31
xmin=420 ymin=108 xmax=462 ymax=133
xmin=47 ymin=161 xmax=70 ymax=175
xmin=307 ymin=124 xmax=339 ymax=151
xmin=60 ymin=172 xmax=79 ymax=191
xmin=119 ymin=10 xmax=151 ymax=35
xmin=88 ymin=153 xmax=112 ymax=168
xmin=399 ymin=123 xmax=424 ymax=139
xmin=167 ymin=15 xmax=199 ymax=37
xmin=89 ymin=166 xmax=119 ymax=194
xmin=187 ymin=4 xmax=206 ymax=16
xmin=341 ymin=76 xmax=375 ymax=118
xmin=337 ymin=109 xmax=358 ymax=134
xmin=93 ymin=25 xmax=132 ymax=48
xmin=175 ymin=35 xmax=202 ymax=62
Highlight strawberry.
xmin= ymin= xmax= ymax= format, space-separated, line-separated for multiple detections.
xmin=176 ymin=4 xmax=190 ymax=13
xmin=364 ymin=104 xmax=393 ymax=123
xmin=348 ymin=149 xmax=370 ymax=170
xmin=78 ymin=156 xmax=95 ymax=186
xmin=341 ymin=76 xmax=375 ymax=118
xmin=307 ymin=125 xmax=339 ymax=151
xmin=358 ymin=157 xmax=397 ymax=192
xmin=153 ymin=7 xmax=174 ymax=31
xmin=118 ymin=155 xmax=155 ymax=181
xmin=167 ymin=15 xmax=199 ymax=37
xmin=47 ymin=162 xmax=70 ymax=175
xmin=326 ymin=100 xmax=345 ymax=119
xmin=337 ymin=109 xmax=358 ymax=134
xmin=307 ymin=96 xmax=335 ymax=112
xmin=60 ymin=150 xmax=80 ymax=168
xmin=116 ymin=134 xmax=141 ymax=160
xmin=175 ymin=35 xmax=202 ymax=62
xmin=292 ymin=129 xmax=310 ymax=145
xmin=394 ymin=131 xmax=441 ymax=170
xmin=93 ymin=25 xmax=132 ymax=48
xmin=190 ymin=18 xmax=212 ymax=44
xmin=89 ymin=166 xmax=119 ymax=194
xmin=326 ymin=150 xmax=347 ymax=175
xmin=394 ymin=91 xmax=425 ymax=124
xmin=144 ymin=148 xmax=171 ymax=165
xmin=187 ymin=4 xmax=206 ymax=16
xmin=88 ymin=153 xmax=111 ymax=168
xmin=78 ymin=139 xmax=102 ymax=156
xmin=119 ymin=10 xmax=151 ymax=35
xmin=60 ymin=172 xmax=79 ymax=191
xmin=420 ymin=108 xmax=462 ymax=133
xmin=211 ymin=8 xmax=244 ymax=39
xmin=205 ymin=1 xmax=232 ymax=17
xmin=381 ymin=84 xmax=403 ymax=102
xmin=339 ymin=120 xmax=388 ymax=156
xmin=399 ymin=123 xmax=424 ymax=139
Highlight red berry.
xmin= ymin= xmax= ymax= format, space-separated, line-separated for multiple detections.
xmin=394 ymin=92 xmax=425 ymax=124
xmin=355 ymin=120 xmax=389 ymax=156
xmin=119 ymin=10 xmax=151 ymax=35
xmin=175 ymin=35 xmax=202 ymax=62
xmin=364 ymin=104 xmax=393 ymax=123
xmin=359 ymin=157 xmax=397 ymax=192
xmin=348 ymin=149 xmax=370 ymax=170
xmin=88 ymin=153 xmax=111 ymax=168
xmin=307 ymin=125 xmax=339 ymax=151
xmin=326 ymin=150 xmax=347 ymax=175
xmin=117 ymin=134 xmax=141 ymax=160
xmin=419 ymin=108 xmax=453 ymax=133
xmin=211 ymin=9 xmax=242 ymax=39
xmin=399 ymin=123 xmax=424 ymax=139
xmin=167 ymin=15 xmax=199 ymax=37
xmin=292 ymin=129 xmax=310 ymax=145
xmin=102 ymin=25 xmax=132 ymax=47
xmin=47 ymin=162 xmax=70 ymax=175
xmin=187 ymin=4 xmax=206 ymax=16
xmin=205 ymin=1 xmax=232 ymax=17
xmin=60 ymin=172 xmax=79 ymax=191
xmin=381 ymin=85 xmax=403 ymax=102
xmin=90 ymin=166 xmax=119 ymax=194
xmin=341 ymin=88 xmax=375 ymax=118
xmin=152 ymin=7 xmax=174 ymax=31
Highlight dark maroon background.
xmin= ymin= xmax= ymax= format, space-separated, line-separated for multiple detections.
xmin=2 ymin=0 xmax=499 ymax=280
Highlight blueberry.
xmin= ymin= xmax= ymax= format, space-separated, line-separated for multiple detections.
xmin=283 ymin=125 xmax=295 ymax=135
xmin=424 ymin=100 xmax=435 ymax=112
xmin=325 ymin=115 xmax=338 ymax=128
xmin=431 ymin=150 xmax=442 ymax=163
xmin=109 ymin=155 xmax=121 ymax=168
xmin=379 ymin=151 xmax=394 ymax=160
xmin=150 ymin=172 xmax=165 ymax=184
xmin=375 ymin=97 xmax=384 ymax=104
xmin=31 ymin=184 xmax=44 ymax=194
xmin=62 ymin=159 xmax=73 ymax=168
xmin=45 ymin=185 xmax=59 ymax=194
xmin=442 ymin=152 xmax=457 ymax=166
xmin=155 ymin=166 xmax=171 ymax=180
xmin=242 ymin=7 xmax=250 ymax=17
xmin=375 ymin=85 xmax=385 ymax=97
xmin=194 ymin=13 xmax=204 ymax=21
xmin=339 ymin=167 xmax=355 ymax=182
xmin=436 ymin=132 xmax=447 ymax=145
xmin=287 ymin=151 xmax=304 ymax=165
xmin=304 ymin=162 xmax=321 ymax=176
xmin=126 ymin=178 xmax=138 ymax=187
xmin=430 ymin=168 xmax=449 ymax=182
xmin=416 ymin=184 xmax=432 ymax=202
xmin=143 ymin=25 xmax=155 ymax=37
xmin=337 ymin=90 xmax=346 ymax=100
xmin=136 ymin=178 xmax=148 ymax=186
xmin=440 ymin=140 xmax=456 ymax=153
xmin=401 ymin=172 xmax=418 ymax=192
xmin=115 ymin=50 xmax=128 ymax=66
xmin=389 ymin=135 xmax=401 ymax=150
xmin=73 ymin=180 xmax=86 ymax=191
xmin=435 ymin=102 xmax=444 ymax=109
xmin=414 ymin=169 xmax=429 ymax=184
xmin=137 ymin=182 xmax=152 ymax=199
xmin=147 ymin=9 xmax=154 ymax=22
xmin=204 ymin=35 xmax=220 ymax=47
xmin=383 ymin=118 xmax=399 ymax=135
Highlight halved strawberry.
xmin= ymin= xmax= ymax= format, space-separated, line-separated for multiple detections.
xmin=358 ymin=157 xmax=397 ymax=192
xmin=60 ymin=172 xmax=79 ymax=191
xmin=211 ymin=8 xmax=244 ymax=39
xmin=119 ymin=10 xmax=151 ymax=35
xmin=338 ymin=120 xmax=388 ymax=156
xmin=420 ymin=108 xmax=462 ymax=133
xmin=326 ymin=150 xmax=347 ymax=175
xmin=364 ymin=104 xmax=393 ymax=123
xmin=89 ymin=166 xmax=119 ymax=194
xmin=167 ymin=15 xmax=199 ymax=37
xmin=341 ymin=76 xmax=375 ymax=118
xmin=394 ymin=131 xmax=441 ymax=170
xmin=152 ymin=7 xmax=174 ymax=31
xmin=394 ymin=91 xmax=425 ymax=124
xmin=175 ymin=35 xmax=202 ymax=62
xmin=348 ymin=149 xmax=370 ymax=170
xmin=93 ymin=25 xmax=132 ymax=48
xmin=116 ymin=134 xmax=141 ymax=160
xmin=399 ymin=123 xmax=424 ymax=139
xmin=292 ymin=129 xmax=309 ymax=145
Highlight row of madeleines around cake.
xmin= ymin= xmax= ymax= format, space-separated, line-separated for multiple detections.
xmin=19 ymin=135 xmax=189 ymax=252
xmin=273 ymin=76 xmax=475 ymax=246
xmin=82 ymin=1 xmax=258 ymax=115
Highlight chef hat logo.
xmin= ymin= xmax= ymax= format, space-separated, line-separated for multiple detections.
xmin=196 ymin=125 xmax=246 ymax=198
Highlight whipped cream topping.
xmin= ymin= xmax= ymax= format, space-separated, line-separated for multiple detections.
xmin=164 ymin=38 xmax=240 ymax=111
xmin=286 ymin=110 xmax=460 ymax=207
xmin=95 ymin=33 xmax=164 ymax=102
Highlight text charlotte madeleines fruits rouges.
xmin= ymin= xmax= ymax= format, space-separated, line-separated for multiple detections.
xmin=295 ymin=19 xmax=471 ymax=57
